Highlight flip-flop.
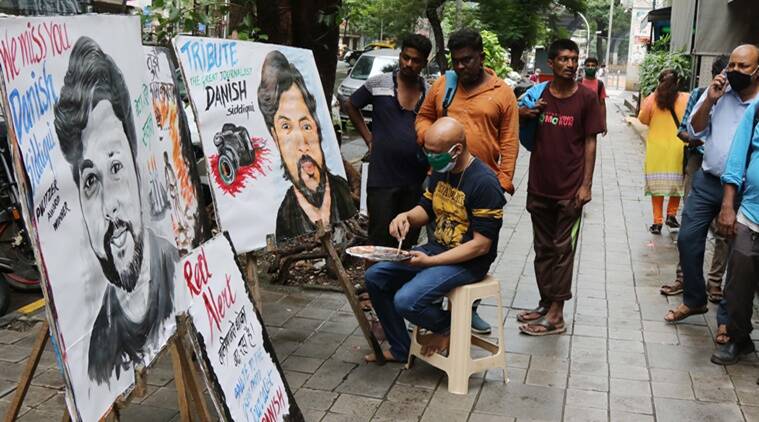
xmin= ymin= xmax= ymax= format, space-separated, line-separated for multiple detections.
xmin=518 ymin=317 xmax=566 ymax=337
xmin=517 ymin=306 xmax=548 ymax=323
xmin=664 ymin=304 xmax=708 ymax=323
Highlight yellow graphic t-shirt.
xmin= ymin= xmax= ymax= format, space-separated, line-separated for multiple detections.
xmin=419 ymin=158 xmax=506 ymax=273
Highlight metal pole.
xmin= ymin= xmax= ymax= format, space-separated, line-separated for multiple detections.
xmin=577 ymin=12 xmax=591 ymax=59
xmin=605 ymin=0 xmax=614 ymax=68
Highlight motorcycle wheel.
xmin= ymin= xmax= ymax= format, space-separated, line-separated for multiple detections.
xmin=4 ymin=271 xmax=41 ymax=292
xmin=0 ymin=280 xmax=9 ymax=316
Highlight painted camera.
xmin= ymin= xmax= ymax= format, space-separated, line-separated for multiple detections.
xmin=213 ymin=123 xmax=254 ymax=185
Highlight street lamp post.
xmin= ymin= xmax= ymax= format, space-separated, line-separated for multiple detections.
xmin=577 ymin=12 xmax=591 ymax=59
xmin=605 ymin=0 xmax=614 ymax=68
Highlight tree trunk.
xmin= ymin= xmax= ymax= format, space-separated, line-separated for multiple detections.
xmin=256 ymin=0 xmax=281 ymax=43
xmin=257 ymin=0 xmax=341 ymax=103
xmin=426 ymin=0 xmax=448 ymax=72
xmin=509 ymin=42 xmax=525 ymax=71
xmin=291 ymin=0 xmax=341 ymax=101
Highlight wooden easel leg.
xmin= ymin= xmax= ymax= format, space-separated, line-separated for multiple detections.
xmin=4 ymin=320 xmax=50 ymax=422
xmin=169 ymin=341 xmax=192 ymax=422
xmin=246 ymin=254 xmax=263 ymax=309
xmin=316 ymin=222 xmax=386 ymax=364
xmin=175 ymin=338 xmax=213 ymax=422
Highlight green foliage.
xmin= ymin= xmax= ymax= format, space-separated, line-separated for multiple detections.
xmin=584 ymin=0 xmax=631 ymax=63
xmin=442 ymin=1 xmax=483 ymax=33
xmin=481 ymin=30 xmax=512 ymax=77
xmin=649 ymin=33 xmax=671 ymax=53
xmin=639 ymin=40 xmax=691 ymax=96
xmin=477 ymin=0 xmax=585 ymax=61
xmin=144 ymin=0 xmax=266 ymax=45
xmin=340 ymin=0 xmax=426 ymax=42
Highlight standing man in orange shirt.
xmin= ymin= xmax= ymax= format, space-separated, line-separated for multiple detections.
xmin=416 ymin=28 xmax=520 ymax=334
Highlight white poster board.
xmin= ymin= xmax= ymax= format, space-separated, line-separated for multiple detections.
xmin=182 ymin=234 xmax=302 ymax=421
xmin=0 ymin=15 xmax=193 ymax=421
xmin=173 ymin=36 xmax=357 ymax=253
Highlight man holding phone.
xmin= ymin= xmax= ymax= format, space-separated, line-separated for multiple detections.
xmin=664 ymin=45 xmax=759 ymax=333
xmin=659 ymin=56 xmax=732 ymax=343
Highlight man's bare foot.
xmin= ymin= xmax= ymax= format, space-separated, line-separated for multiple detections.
xmin=418 ymin=333 xmax=450 ymax=357
xmin=364 ymin=349 xmax=399 ymax=363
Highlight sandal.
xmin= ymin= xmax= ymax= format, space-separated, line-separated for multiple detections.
xmin=660 ymin=281 xmax=684 ymax=296
xmin=715 ymin=324 xmax=730 ymax=345
xmin=707 ymin=287 xmax=723 ymax=304
xmin=517 ymin=306 xmax=548 ymax=323
xmin=519 ymin=317 xmax=566 ymax=337
xmin=664 ymin=304 xmax=708 ymax=323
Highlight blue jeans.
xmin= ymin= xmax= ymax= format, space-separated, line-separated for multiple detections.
xmin=364 ymin=244 xmax=485 ymax=361
xmin=678 ymin=170 xmax=735 ymax=318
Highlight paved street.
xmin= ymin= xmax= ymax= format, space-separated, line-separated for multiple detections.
xmin=2 ymin=92 xmax=758 ymax=421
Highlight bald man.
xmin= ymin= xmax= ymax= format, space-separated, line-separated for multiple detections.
xmin=363 ymin=117 xmax=506 ymax=362
xmin=664 ymin=44 xmax=759 ymax=341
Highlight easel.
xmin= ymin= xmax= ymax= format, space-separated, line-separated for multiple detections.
xmin=315 ymin=221 xmax=386 ymax=364
xmin=239 ymin=222 xmax=384 ymax=364
xmin=4 ymin=318 xmax=215 ymax=422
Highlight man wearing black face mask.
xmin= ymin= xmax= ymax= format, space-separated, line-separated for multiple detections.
xmin=664 ymin=45 xmax=759 ymax=336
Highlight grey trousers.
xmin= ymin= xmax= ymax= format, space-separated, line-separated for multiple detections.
xmin=725 ymin=223 xmax=759 ymax=343
xmin=676 ymin=151 xmax=728 ymax=289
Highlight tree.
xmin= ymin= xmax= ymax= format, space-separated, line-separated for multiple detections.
xmin=256 ymin=0 xmax=343 ymax=100
xmin=477 ymin=0 xmax=585 ymax=70
xmin=427 ymin=0 xmax=448 ymax=72
xmin=341 ymin=0 xmax=426 ymax=42
xmin=584 ymin=0 xmax=630 ymax=64
xmin=442 ymin=0 xmax=482 ymax=33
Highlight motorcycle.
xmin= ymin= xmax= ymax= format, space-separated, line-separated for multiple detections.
xmin=0 ymin=118 xmax=41 ymax=316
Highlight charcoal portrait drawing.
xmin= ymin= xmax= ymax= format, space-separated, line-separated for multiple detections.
xmin=54 ymin=36 xmax=179 ymax=384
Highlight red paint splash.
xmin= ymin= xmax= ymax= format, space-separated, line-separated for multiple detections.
xmin=208 ymin=136 xmax=271 ymax=197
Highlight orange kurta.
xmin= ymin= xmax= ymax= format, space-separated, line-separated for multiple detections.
xmin=416 ymin=68 xmax=520 ymax=194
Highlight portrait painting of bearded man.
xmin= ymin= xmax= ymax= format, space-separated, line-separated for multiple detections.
xmin=257 ymin=51 xmax=357 ymax=242
xmin=54 ymin=36 xmax=179 ymax=384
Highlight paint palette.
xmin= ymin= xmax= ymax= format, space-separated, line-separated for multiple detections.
xmin=346 ymin=246 xmax=412 ymax=262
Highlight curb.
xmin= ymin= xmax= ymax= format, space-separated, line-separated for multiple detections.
xmin=0 ymin=298 xmax=45 ymax=328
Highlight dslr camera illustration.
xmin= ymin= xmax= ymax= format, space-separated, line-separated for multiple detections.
xmin=214 ymin=123 xmax=255 ymax=186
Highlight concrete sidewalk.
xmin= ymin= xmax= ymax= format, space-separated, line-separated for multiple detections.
xmin=2 ymin=93 xmax=758 ymax=421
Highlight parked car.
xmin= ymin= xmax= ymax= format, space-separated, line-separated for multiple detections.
xmin=343 ymin=41 xmax=395 ymax=66
xmin=336 ymin=49 xmax=441 ymax=126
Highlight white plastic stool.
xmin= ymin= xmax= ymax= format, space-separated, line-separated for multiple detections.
xmin=406 ymin=275 xmax=507 ymax=394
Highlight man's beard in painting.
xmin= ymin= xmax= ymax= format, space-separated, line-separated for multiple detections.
xmin=98 ymin=218 xmax=145 ymax=293
xmin=289 ymin=154 xmax=327 ymax=208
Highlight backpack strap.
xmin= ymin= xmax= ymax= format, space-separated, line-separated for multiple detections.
xmin=597 ymin=80 xmax=604 ymax=98
xmin=442 ymin=70 xmax=458 ymax=117
xmin=668 ymin=107 xmax=680 ymax=128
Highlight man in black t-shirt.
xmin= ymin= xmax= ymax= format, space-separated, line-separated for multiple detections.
xmin=363 ymin=117 xmax=506 ymax=362
xmin=518 ymin=39 xmax=603 ymax=336
xmin=344 ymin=34 xmax=432 ymax=249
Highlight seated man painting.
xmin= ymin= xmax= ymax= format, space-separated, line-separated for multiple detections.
xmin=364 ymin=117 xmax=506 ymax=362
